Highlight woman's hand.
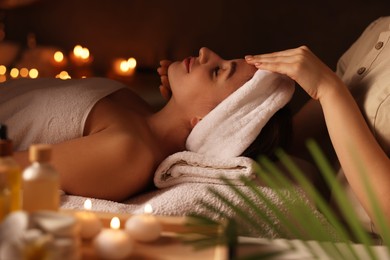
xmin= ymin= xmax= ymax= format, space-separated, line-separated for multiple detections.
xmin=157 ymin=60 xmax=172 ymax=100
xmin=245 ymin=46 xmax=342 ymax=100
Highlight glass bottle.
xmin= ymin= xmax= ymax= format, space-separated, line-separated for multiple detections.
xmin=0 ymin=124 xmax=22 ymax=212
xmin=22 ymin=144 xmax=60 ymax=212
xmin=0 ymin=166 xmax=11 ymax=221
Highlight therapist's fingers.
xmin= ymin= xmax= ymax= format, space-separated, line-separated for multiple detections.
xmin=159 ymin=75 xmax=172 ymax=100
xmin=159 ymin=85 xmax=171 ymax=100
xmin=160 ymin=75 xmax=170 ymax=88
xmin=158 ymin=60 xmax=172 ymax=76
xmin=245 ymin=46 xmax=307 ymax=60
xmin=160 ymin=60 xmax=172 ymax=66
xmin=157 ymin=60 xmax=172 ymax=100
xmin=245 ymin=46 xmax=314 ymax=68
xmin=248 ymin=46 xmax=339 ymax=100
xmin=157 ymin=61 xmax=171 ymax=75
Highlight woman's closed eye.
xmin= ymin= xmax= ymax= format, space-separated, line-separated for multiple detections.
xmin=213 ymin=67 xmax=220 ymax=77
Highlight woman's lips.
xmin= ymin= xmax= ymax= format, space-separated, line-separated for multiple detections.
xmin=183 ymin=57 xmax=193 ymax=73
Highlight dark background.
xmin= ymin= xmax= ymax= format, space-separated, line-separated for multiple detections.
xmin=1 ymin=0 xmax=389 ymax=108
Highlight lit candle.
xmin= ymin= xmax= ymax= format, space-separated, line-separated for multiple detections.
xmin=0 ymin=65 xmax=6 ymax=82
xmin=0 ymin=65 xmax=7 ymax=75
xmin=75 ymin=199 xmax=102 ymax=240
xmin=52 ymin=50 xmax=67 ymax=68
xmin=55 ymin=71 xmax=71 ymax=80
xmin=70 ymin=45 xmax=92 ymax=66
xmin=94 ymin=217 xmax=133 ymax=259
xmin=9 ymin=67 xmax=19 ymax=79
xmin=28 ymin=68 xmax=39 ymax=79
xmin=19 ymin=68 xmax=29 ymax=78
xmin=125 ymin=204 xmax=161 ymax=242
xmin=112 ymin=57 xmax=136 ymax=76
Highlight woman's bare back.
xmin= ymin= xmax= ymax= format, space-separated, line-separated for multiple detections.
xmin=15 ymin=88 xmax=164 ymax=201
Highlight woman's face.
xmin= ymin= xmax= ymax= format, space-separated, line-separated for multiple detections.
xmin=168 ymin=47 xmax=257 ymax=117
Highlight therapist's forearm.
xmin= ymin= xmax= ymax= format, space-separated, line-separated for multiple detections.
xmin=319 ymin=80 xmax=390 ymax=223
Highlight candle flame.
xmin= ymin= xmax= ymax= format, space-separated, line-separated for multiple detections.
xmin=56 ymin=71 xmax=71 ymax=80
xmin=10 ymin=68 xmax=19 ymax=78
xmin=119 ymin=60 xmax=129 ymax=72
xmin=54 ymin=51 xmax=64 ymax=63
xmin=0 ymin=65 xmax=6 ymax=75
xmin=127 ymin=57 xmax=136 ymax=69
xmin=110 ymin=217 xmax=120 ymax=230
xmin=144 ymin=204 xmax=153 ymax=214
xmin=19 ymin=68 xmax=29 ymax=78
xmin=73 ymin=45 xmax=83 ymax=56
xmin=80 ymin=48 xmax=90 ymax=59
xmin=29 ymin=68 xmax=39 ymax=79
xmin=84 ymin=199 xmax=92 ymax=210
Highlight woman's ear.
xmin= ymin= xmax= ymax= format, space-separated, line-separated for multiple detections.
xmin=190 ymin=117 xmax=202 ymax=128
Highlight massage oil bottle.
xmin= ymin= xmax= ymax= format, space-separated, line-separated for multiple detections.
xmin=22 ymin=144 xmax=60 ymax=212
xmin=0 ymin=170 xmax=11 ymax=221
xmin=0 ymin=124 xmax=22 ymax=213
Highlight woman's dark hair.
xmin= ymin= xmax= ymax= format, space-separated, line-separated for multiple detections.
xmin=242 ymin=105 xmax=292 ymax=161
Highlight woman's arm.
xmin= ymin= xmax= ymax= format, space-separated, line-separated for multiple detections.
xmin=246 ymin=46 xmax=390 ymax=226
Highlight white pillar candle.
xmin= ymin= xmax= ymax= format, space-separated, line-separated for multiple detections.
xmin=94 ymin=217 xmax=133 ymax=259
xmin=125 ymin=204 xmax=161 ymax=242
xmin=75 ymin=199 xmax=102 ymax=240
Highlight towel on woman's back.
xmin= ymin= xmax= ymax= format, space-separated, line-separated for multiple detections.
xmin=0 ymin=77 xmax=124 ymax=151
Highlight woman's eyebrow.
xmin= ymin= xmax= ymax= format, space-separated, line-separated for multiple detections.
xmin=226 ymin=61 xmax=237 ymax=79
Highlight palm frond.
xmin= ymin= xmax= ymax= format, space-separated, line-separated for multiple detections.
xmin=184 ymin=139 xmax=390 ymax=259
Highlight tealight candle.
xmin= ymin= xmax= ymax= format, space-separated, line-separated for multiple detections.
xmin=94 ymin=217 xmax=133 ymax=259
xmin=75 ymin=199 xmax=102 ymax=240
xmin=125 ymin=204 xmax=161 ymax=242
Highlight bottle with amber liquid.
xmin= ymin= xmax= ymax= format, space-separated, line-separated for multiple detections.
xmin=22 ymin=144 xmax=60 ymax=212
xmin=0 ymin=124 xmax=22 ymax=213
xmin=0 ymin=167 xmax=11 ymax=221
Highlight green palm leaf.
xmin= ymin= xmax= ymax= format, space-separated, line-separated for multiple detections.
xmin=184 ymin=139 xmax=389 ymax=259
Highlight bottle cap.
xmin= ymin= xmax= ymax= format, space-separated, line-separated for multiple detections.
xmin=29 ymin=144 xmax=52 ymax=162
xmin=0 ymin=124 xmax=7 ymax=140
xmin=0 ymin=124 xmax=13 ymax=156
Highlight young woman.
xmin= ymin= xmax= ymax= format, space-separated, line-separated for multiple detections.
xmin=1 ymin=47 xmax=291 ymax=201
xmin=245 ymin=16 xmax=390 ymax=228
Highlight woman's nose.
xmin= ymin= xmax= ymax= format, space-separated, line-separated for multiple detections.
xmin=199 ymin=47 xmax=210 ymax=64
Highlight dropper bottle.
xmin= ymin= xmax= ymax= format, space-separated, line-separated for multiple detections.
xmin=22 ymin=144 xmax=60 ymax=212
xmin=0 ymin=124 xmax=22 ymax=213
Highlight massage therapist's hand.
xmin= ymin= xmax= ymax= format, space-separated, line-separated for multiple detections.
xmin=157 ymin=60 xmax=172 ymax=100
xmin=245 ymin=46 xmax=344 ymax=101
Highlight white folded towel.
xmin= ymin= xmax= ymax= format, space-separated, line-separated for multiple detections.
xmin=186 ymin=69 xmax=295 ymax=159
xmin=154 ymin=151 xmax=256 ymax=188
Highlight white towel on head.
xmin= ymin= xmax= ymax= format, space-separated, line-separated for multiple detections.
xmin=154 ymin=151 xmax=256 ymax=188
xmin=186 ymin=69 xmax=295 ymax=159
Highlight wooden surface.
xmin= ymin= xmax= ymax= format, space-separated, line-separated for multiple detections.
xmin=61 ymin=210 xmax=228 ymax=260
xmin=82 ymin=233 xmax=227 ymax=260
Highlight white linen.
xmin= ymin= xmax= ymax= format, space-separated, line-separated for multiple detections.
xmin=186 ymin=69 xmax=295 ymax=159
xmin=0 ymin=77 xmax=124 ymax=151
xmin=153 ymin=151 xmax=256 ymax=188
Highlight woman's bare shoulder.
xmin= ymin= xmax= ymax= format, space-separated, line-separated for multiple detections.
xmin=84 ymin=88 xmax=153 ymax=136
